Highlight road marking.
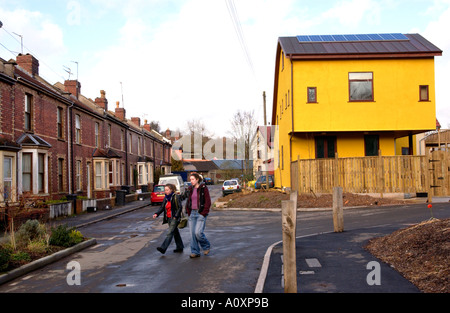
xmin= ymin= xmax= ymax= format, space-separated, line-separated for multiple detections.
xmin=306 ymin=258 xmax=322 ymax=268
xmin=299 ymin=271 xmax=315 ymax=275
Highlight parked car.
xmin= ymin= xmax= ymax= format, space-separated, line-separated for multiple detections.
xmin=255 ymin=175 xmax=274 ymax=189
xmin=158 ymin=174 xmax=186 ymax=199
xmin=204 ymin=177 xmax=213 ymax=185
xmin=184 ymin=181 xmax=192 ymax=198
xmin=222 ymin=179 xmax=241 ymax=197
xmin=150 ymin=184 xmax=165 ymax=205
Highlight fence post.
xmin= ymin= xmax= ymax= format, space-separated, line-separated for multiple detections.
xmin=282 ymin=199 xmax=297 ymax=293
xmin=333 ymin=186 xmax=344 ymax=233
xmin=378 ymin=150 xmax=384 ymax=198
xmin=426 ymin=148 xmax=433 ymax=203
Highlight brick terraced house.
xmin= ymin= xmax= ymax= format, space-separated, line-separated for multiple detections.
xmin=0 ymin=53 xmax=171 ymax=207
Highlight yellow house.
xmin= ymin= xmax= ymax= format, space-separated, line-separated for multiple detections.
xmin=272 ymin=33 xmax=442 ymax=189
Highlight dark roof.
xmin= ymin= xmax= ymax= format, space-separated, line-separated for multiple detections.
xmin=0 ymin=134 xmax=21 ymax=151
xmin=93 ymin=148 xmax=122 ymax=159
xmin=212 ymin=160 xmax=253 ymax=170
xmin=183 ymin=160 xmax=219 ymax=172
xmin=16 ymin=133 xmax=51 ymax=149
xmin=279 ymin=33 xmax=442 ymax=59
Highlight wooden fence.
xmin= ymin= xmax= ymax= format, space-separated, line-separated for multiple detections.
xmin=291 ymin=150 xmax=449 ymax=196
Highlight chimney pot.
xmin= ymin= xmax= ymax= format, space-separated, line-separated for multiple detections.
xmin=95 ymin=90 xmax=108 ymax=111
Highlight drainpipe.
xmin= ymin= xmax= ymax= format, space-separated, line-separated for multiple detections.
xmin=67 ymin=102 xmax=74 ymax=194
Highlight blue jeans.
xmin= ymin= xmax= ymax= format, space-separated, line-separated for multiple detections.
xmin=189 ymin=210 xmax=210 ymax=255
xmin=159 ymin=218 xmax=184 ymax=252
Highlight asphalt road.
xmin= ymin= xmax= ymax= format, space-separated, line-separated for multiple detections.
xmin=0 ymin=186 xmax=448 ymax=293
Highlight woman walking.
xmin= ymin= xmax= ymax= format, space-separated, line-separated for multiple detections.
xmin=153 ymin=184 xmax=184 ymax=254
xmin=185 ymin=172 xmax=211 ymax=258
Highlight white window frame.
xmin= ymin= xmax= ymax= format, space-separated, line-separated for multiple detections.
xmin=18 ymin=149 xmax=49 ymax=195
xmin=1 ymin=152 xmax=17 ymax=203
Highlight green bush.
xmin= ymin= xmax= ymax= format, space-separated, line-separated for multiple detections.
xmin=16 ymin=220 xmax=46 ymax=246
xmin=69 ymin=229 xmax=84 ymax=245
xmin=49 ymin=225 xmax=84 ymax=248
xmin=0 ymin=245 xmax=12 ymax=272
xmin=11 ymin=251 xmax=31 ymax=263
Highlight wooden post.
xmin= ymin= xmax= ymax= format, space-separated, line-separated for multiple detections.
xmin=282 ymin=199 xmax=297 ymax=293
xmin=425 ymin=148 xmax=433 ymax=203
xmin=333 ymin=186 xmax=344 ymax=233
xmin=378 ymin=150 xmax=384 ymax=199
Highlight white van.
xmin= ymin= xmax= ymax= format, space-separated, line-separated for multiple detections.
xmin=158 ymin=174 xmax=186 ymax=199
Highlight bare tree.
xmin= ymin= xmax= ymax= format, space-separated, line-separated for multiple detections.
xmin=228 ymin=109 xmax=257 ymax=162
xmin=184 ymin=119 xmax=214 ymax=159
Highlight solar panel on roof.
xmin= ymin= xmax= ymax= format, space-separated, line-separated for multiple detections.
xmin=296 ymin=33 xmax=409 ymax=43
xmin=297 ymin=35 xmax=311 ymax=42
xmin=320 ymin=35 xmax=335 ymax=42
xmin=309 ymin=35 xmax=323 ymax=42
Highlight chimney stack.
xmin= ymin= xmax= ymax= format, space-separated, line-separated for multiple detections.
xmin=115 ymin=101 xmax=126 ymax=120
xmin=143 ymin=120 xmax=151 ymax=132
xmin=131 ymin=117 xmax=141 ymax=127
xmin=95 ymin=90 xmax=108 ymax=111
xmin=16 ymin=53 xmax=39 ymax=76
xmin=64 ymin=80 xmax=81 ymax=98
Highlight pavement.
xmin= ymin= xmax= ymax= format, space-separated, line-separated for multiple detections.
xmin=48 ymin=198 xmax=153 ymax=229
xmin=260 ymin=199 xmax=450 ymax=293
xmin=260 ymin=226 xmax=422 ymax=293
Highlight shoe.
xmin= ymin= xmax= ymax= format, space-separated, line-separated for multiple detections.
xmin=157 ymin=247 xmax=166 ymax=254
xmin=189 ymin=254 xmax=200 ymax=258
xmin=173 ymin=248 xmax=184 ymax=253
xmin=203 ymin=249 xmax=210 ymax=255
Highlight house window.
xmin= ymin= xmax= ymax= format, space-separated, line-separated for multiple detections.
xmin=364 ymin=135 xmax=379 ymax=156
xmin=3 ymin=157 xmax=13 ymax=201
xmin=147 ymin=163 xmax=153 ymax=184
xmin=58 ymin=158 xmax=64 ymax=192
xmin=22 ymin=153 xmax=32 ymax=192
xmin=121 ymin=130 xmax=125 ymax=151
xmin=95 ymin=122 xmax=99 ymax=147
xmin=94 ymin=159 xmax=110 ymax=190
xmin=121 ymin=162 xmax=126 ymax=186
xmin=57 ymin=107 xmax=64 ymax=139
xmin=138 ymin=163 xmax=145 ymax=185
xmin=129 ymin=133 xmax=132 ymax=153
xmin=116 ymin=160 xmax=120 ymax=186
xmin=95 ymin=161 xmax=102 ymax=189
xmin=24 ymin=93 xmax=33 ymax=132
xmin=138 ymin=137 xmax=142 ymax=155
xmin=109 ymin=161 xmax=113 ymax=186
xmin=108 ymin=124 xmax=112 ymax=148
xmin=76 ymin=160 xmax=82 ymax=191
xmin=75 ymin=114 xmax=81 ymax=144
xmin=38 ymin=153 xmax=45 ymax=193
xmin=104 ymin=162 xmax=109 ymax=187
xmin=307 ymin=87 xmax=317 ymax=103
xmin=349 ymin=72 xmax=373 ymax=101
xmin=419 ymin=85 xmax=429 ymax=101
xmin=315 ymin=136 xmax=336 ymax=159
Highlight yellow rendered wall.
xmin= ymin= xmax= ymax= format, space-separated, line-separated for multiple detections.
xmin=292 ymin=58 xmax=437 ymax=133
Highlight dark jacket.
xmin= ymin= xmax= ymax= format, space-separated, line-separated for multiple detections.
xmin=185 ymin=183 xmax=211 ymax=217
xmin=155 ymin=193 xmax=182 ymax=224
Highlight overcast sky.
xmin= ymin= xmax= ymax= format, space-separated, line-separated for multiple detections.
xmin=1 ymin=0 xmax=449 ymax=137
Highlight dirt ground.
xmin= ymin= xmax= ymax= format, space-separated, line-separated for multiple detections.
xmin=217 ymin=190 xmax=408 ymax=209
xmin=365 ymin=218 xmax=450 ymax=293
